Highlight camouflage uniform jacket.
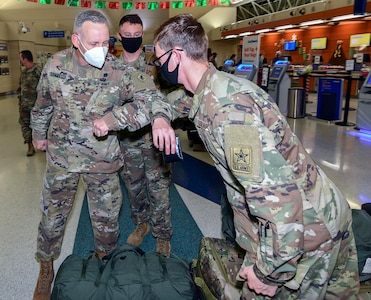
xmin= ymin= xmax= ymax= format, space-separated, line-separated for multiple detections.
xmin=117 ymin=51 xmax=152 ymax=142
xmin=101 ymin=55 xmax=168 ymax=134
xmin=153 ymin=65 xmax=353 ymax=287
xmin=18 ymin=64 xmax=42 ymax=109
xmin=119 ymin=51 xmax=147 ymax=73
xmin=31 ymin=47 xmax=159 ymax=173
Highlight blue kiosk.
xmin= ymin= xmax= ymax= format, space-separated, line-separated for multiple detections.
xmin=222 ymin=59 xmax=234 ymax=73
xmin=234 ymin=63 xmax=257 ymax=81
xmin=356 ymin=72 xmax=371 ymax=131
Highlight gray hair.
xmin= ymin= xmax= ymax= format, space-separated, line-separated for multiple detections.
xmin=73 ymin=10 xmax=112 ymax=34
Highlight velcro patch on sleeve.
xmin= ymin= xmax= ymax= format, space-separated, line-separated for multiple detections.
xmin=224 ymin=125 xmax=262 ymax=182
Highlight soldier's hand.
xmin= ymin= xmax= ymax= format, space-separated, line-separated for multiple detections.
xmin=152 ymin=118 xmax=176 ymax=155
xmin=239 ymin=265 xmax=278 ymax=297
xmin=93 ymin=119 xmax=109 ymax=137
xmin=33 ymin=140 xmax=47 ymax=151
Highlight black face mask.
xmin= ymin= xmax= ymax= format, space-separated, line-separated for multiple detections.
xmin=160 ymin=52 xmax=179 ymax=85
xmin=121 ymin=36 xmax=142 ymax=53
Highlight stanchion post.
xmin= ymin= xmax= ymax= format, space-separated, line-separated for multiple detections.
xmin=335 ymin=76 xmax=355 ymax=127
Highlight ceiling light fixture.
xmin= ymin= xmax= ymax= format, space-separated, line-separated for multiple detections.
xmin=331 ymin=14 xmax=364 ymax=22
xmin=300 ymin=19 xmax=325 ymax=26
xmin=224 ymin=34 xmax=238 ymax=39
xmin=255 ymin=28 xmax=270 ymax=34
xmin=275 ymin=24 xmax=294 ymax=30
xmin=239 ymin=32 xmax=253 ymax=36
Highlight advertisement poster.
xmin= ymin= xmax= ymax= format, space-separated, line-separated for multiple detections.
xmin=242 ymin=35 xmax=260 ymax=83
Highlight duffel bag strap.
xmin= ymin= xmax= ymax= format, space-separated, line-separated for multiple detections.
xmin=99 ymin=244 xmax=152 ymax=298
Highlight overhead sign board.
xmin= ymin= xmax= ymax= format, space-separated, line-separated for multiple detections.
xmin=0 ymin=43 xmax=8 ymax=51
xmin=350 ymin=33 xmax=371 ymax=47
xmin=43 ymin=31 xmax=65 ymax=38
xmin=242 ymin=34 xmax=260 ymax=83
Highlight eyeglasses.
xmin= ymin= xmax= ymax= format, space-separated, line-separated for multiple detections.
xmin=153 ymin=48 xmax=183 ymax=67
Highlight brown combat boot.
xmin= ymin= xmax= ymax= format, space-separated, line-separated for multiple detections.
xmin=33 ymin=259 xmax=54 ymax=300
xmin=127 ymin=222 xmax=150 ymax=247
xmin=156 ymin=238 xmax=171 ymax=258
xmin=27 ymin=143 xmax=35 ymax=156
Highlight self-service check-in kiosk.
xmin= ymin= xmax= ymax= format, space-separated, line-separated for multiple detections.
xmin=222 ymin=59 xmax=234 ymax=73
xmin=267 ymin=60 xmax=291 ymax=113
xmin=356 ymin=72 xmax=371 ymax=131
xmin=234 ymin=63 xmax=257 ymax=81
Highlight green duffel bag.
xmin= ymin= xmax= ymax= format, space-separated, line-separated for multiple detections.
xmin=51 ymin=244 xmax=197 ymax=300
xmin=192 ymin=237 xmax=245 ymax=300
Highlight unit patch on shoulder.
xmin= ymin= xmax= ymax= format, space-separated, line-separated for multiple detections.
xmin=224 ymin=124 xmax=262 ymax=181
xmin=231 ymin=147 xmax=252 ymax=173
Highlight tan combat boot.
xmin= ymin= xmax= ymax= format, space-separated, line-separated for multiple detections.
xmin=33 ymin=259 xmax=54 ymax=300
xmin=156 ymin=238 xmax=171 ymax=258
xmin=27 ymin=143 xmax=35 ymax=156
xmin=127 ymin=222 xmax=150 ymax=247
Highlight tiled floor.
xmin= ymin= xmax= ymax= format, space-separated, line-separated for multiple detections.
xmin=0 ymin=91 xmax=370 ymax=299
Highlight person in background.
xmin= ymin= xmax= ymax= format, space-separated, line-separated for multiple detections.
xmin=259 ymin=52 xmax=268 ymax=68
xmin=273 ymin=49 xmax=283 ymax=64
xmin=18 ymin=50 xmax=42 ymax=156
xmin=116 ymin=14 xmax=172 ymax=257
xmin=149 ymin=13 xmax=359 ymax=299
xmin=31 ymin=10 xmax=165 ymax=300
xmin=229 ymin=53 xmax=237 ymax=66
xmin=208 ymin=51 xmax=217 ymax=68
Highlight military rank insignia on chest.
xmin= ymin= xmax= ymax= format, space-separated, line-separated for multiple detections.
xmin=138 ymin=73 xmax=146 ymax=81
xmin=230 ymin=147 xmax=252 ymax=173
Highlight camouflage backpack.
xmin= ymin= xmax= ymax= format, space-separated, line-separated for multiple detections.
xmin=192 ymin=237 xmax=245 ymax=300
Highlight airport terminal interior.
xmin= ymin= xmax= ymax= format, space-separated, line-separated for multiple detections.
xmin=1 ymin=0 xmax=371 ymax=298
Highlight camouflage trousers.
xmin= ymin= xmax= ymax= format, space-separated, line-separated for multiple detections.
xmin=35 ymin=165 xmax=122 ymax=262
xmin=120 ymin=130 xmax=172 ymax=240
xmin=240 ymin=222 xmax=360 ymax=299
xmin=18 ymin=105 xmax=32 ymax=144
xmin=224 ymin=186 xmax=360 ymax=300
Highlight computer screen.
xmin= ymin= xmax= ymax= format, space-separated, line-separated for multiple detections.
xmin=350 ymin=33 xmax=371 ymax=48
xmin=284 ymin=41 xmax=296 ymax=51
xmin=270 ymin=66 xmax=283 ymax=80
xmin=363 ymin=72 xmax=371 ymax=88
xmin=274 ymin=60 xmax=289 ymax=65
xmin=236 ymin=64 xmax=253 ymax=72
xmin=311 ymin=38 xmax=327 ymax=50
xmin=223 ymin=59 xmax=234 ymax=66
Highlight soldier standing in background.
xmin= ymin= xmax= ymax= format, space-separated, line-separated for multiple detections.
xmin=116 ymin=14 xmax=172 ymax=257
xmin=18 ymin=50 xmax=42 ymax=156
xmin=147 ymin=14 xmax=359 ymax=299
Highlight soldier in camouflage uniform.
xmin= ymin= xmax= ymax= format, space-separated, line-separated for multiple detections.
xmin=30 ymin=10 xmax=166 ymax=300
xmin=148 ymin=14 xmax=359 ymax=299
xmin=116 ymin=14 xmax=172 ymax=257
xmin=17 ymin=50 xmax=42 ymax=156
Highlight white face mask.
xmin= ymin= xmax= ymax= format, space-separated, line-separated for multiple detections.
xmin=78 ymin=36 xmax=108 ymax=69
